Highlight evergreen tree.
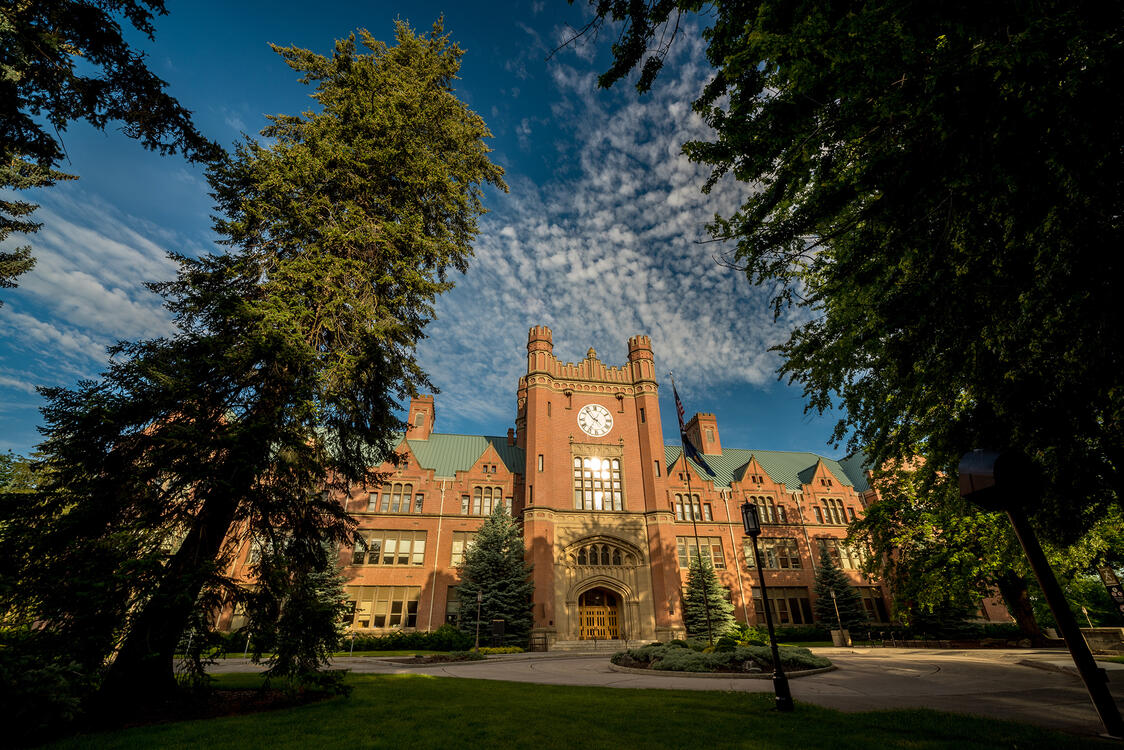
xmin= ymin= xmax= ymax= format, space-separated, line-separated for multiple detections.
xmin=0 ymin=19 xmax=505 ymax=702
xmin=683 ymin=556 xmax=735 ymax=641
xmin=456 ymin=506 xmax=533 ymax=647
xmin=1 ymin=1 xmax=221 ymax=299
xmin=812 ymin=553 xmax=868 ymax=631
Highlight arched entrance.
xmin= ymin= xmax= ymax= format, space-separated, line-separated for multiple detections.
xmin=578 ymin=587 xmax=620 ymax=639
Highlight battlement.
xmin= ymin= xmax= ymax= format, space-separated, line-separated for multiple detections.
xmin=528 ymin=325 xmax=554 ymax=353
xmin=627 ymin=335 xmax=653 ymax=361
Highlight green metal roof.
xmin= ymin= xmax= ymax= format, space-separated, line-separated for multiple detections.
xmin=403 ymin=433 xmax=524 ymax=477
xmin=837 ymin=451 xmax=872 ymax=492
xmin=664 ymin=445 xmax=855 ymax=493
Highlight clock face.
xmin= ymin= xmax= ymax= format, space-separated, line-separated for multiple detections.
xmin=577 ymin=403 xmax=614 ymax=437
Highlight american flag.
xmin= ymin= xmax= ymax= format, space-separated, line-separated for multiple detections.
xmin=672 ymin=381 xmax=714 ymax=476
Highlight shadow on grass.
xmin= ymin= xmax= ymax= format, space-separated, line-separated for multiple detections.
xmin=46 ymin=673 xmax=1112 ymax=750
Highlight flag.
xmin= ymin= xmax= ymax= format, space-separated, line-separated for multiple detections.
xmin=673 ymin=381 xmax=715 ymax=476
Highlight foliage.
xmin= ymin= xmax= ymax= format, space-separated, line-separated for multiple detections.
xmin=849 ymin=466 xmax=1124 ymax=638
xmin=0 ymin=1 xmax=221 ymax=299
xmin=812 ymin=553 xmax=867 ymax=631
xmin=773 ymin=624 xmax=830 ymax=642
xmin=337 ymin=624 xmax=473 ymax=653
xmin=242 ymin=544 xmax=350 ymax=682
xmin=578 ymin=1 xmax=1124 ymax=546
xmin=715 ymin=622 xmax=767 ymax=651
xmin=456 ymin=505 xmax=533 ymax=646
xmin=477 ymin=646 xmax=524 ymax=655
xmin=1031 ymin=574 xmax=1122 ymax=630
xmin=0 ymin=18 xmax=504 ymax=700
xmin=612 ymin=642 xmax=831 ymax=672
xmin=682 ymin=555 xmax=735 ymax=640
xmin=0 ymin=629 xmax=95 ymax=746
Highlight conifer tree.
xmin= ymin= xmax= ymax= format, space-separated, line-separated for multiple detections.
xmin=455 ymin=506 xmax=533 ymax=647
xmin=812 ymin=553 xmax=868 ymax=631
xmin=0 ymin=19 xmax=505 ymax=701
xmin=683 ymin=556 xmax=735 ymax=640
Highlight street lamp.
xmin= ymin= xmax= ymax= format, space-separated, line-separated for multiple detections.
xmin=474 ymin=591 xmax=483 ymax=652
xmin=741 ymin=501 xmax=794 ymax=712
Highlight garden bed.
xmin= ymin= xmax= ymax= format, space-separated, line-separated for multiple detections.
xmin=610 ymin=643 xmax=832 ymax=675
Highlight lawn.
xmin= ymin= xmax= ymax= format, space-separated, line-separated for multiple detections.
xmin=214 ymin=649 xmax=450 ymax=659
xmin=45 ymin=673 xmax=1112 ymax=750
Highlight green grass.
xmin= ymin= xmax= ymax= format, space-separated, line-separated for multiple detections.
xmin=45 ymin=673 xmax=1111 ymax=750
xmin=779 ymin=640 xmax=833 ymax=648
xmin=1097 ymin=655 xmax=1124 ymax=664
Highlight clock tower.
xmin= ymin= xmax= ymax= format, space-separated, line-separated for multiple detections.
xmin=517 ymin=326 xmax=681 ymax=645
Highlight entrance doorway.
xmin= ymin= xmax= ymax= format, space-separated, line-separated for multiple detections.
xmin=578 ymin=587 xmax=620 ymax=639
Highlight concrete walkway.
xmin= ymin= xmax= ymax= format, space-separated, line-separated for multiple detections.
xmin=211 ymin=647 xmax=1124 ymax=738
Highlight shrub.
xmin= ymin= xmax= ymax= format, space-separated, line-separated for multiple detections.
xmin=0 ymin=636 xmax=95 ymax=746
xmin=773 ymin=624 xmax=830 ymax=642
xmin=478 ymin=646 xmax=523 ymax=654
xmin=611 ymin=643 xmax=831 ymax=673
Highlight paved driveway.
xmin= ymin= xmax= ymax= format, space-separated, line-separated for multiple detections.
xmin=212 ymin=647 xmax=1124 ymax=738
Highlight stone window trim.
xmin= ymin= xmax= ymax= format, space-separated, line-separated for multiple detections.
xmin=367 ymin=482 xmax=419 ymax=514
xmin=572 ymin=446 xmax=624 ymax=511
xmin=564 ymin=535 xmax=641 ymax=569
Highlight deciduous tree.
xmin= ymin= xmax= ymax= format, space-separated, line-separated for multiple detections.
xmin=573 ymin=0 xmax=1123 ymax=544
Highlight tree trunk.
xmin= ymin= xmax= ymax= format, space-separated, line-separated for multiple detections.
xmin=101 ymin=485 xmax=241 ymax=699
xmin=995 ymin=571 xmax=1045 ymax=644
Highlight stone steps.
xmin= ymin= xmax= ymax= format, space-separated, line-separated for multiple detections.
xmin=549 ymin=639 xmax=630 ymax=653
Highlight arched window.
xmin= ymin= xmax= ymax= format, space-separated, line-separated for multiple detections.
xmin=600 ymin=545 xmax=610 ymax=565
xmin=612 ymin=548 xmax=622 ymax=565
xmin=577 ymin=547 xmax=587 ymax=565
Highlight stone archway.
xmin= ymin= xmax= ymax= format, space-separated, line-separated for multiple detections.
xmin=577 ymin=587 xmax=620 ymax=639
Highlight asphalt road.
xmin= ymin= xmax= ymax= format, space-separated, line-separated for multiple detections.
xmin=211 ymin=647 xmax=1124 ymax=739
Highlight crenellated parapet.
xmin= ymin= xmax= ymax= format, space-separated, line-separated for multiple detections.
xmin=523 ymin=325 xmax=659 ymax=391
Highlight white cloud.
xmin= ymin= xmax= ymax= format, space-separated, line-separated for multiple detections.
xmin=419 ymin=31 xmax=795 ymax=431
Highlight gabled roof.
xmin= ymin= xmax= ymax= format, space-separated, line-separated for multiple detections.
xmin=664 ymin=445 xmax=855 ymax=493
xmin=403 ymin=433 xmax=524 ymax=477
xmin=837 ymin=451 xmax=872 ymax=492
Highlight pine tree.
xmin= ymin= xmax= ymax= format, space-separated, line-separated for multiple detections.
xmin=812 ymin=553 xmax=868 ymax=631
xmin=683 ymin=556 xmax=735 ymax=641
xmin=456 ymin=506 xmax=533 ymax=647
xmin=1 ymin=19 xmax=505 ymax=702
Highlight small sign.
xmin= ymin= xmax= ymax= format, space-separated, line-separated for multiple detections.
xmin=1097 ymin=566 xmax=1120 ymax=587
xmin=1096 ymin=566 xmax=1124 ymax=624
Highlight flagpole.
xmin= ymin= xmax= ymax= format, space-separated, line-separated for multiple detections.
xmin=672 ymin=373 xmax=714 ymax=646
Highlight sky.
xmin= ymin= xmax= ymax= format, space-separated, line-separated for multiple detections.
xmin=0 ymin=0 xmax=846 ymax=459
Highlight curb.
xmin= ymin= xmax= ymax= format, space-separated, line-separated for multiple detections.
xmin=607 ymin=662 xmax=837 ymax=679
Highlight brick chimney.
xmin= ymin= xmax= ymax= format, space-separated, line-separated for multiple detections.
xmin=684 ymin=412 xmax=722 ymax=455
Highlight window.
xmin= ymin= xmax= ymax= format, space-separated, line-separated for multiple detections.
xmin=860 ymin=587 xmax=889 ymax=622
xmin=819 ymin=498 xmax=846 ymax=525
xmin=813 ymin=506 xmax=824 ymax=524
xmin=351 ymin=530 xmax=426 ymax=566
xmin=346 ymin=586 xmax=421 ymax=629
xmin=445 ymin=586 xmax=461 ymax=625
xmin=470 ymin=486 xmax=504 ymax=515
xmin=371 ymin=483 xmax=415 ymax=514
xmin=414 ymin=494 xmax=424 ymax=513
xmin=538 ymin=454 xmax=544 ymax=472
xmin=640 ymin=407 xmax=646 ymax=423
xmin=414 ymin=410 xmax=426 ymax=427
xmin=654 ymin=460 xmax=661 ymax=477
xmin=753 ymin=587 xmax=813 ymax=625
xmin=848 ymin=507 xmax=857 ymax=522
xmin=817 ymin=538 xmax=866 ymax=570
xmin=758 ymin=496 xmax=788 ymax=524
xmin=573 ymin=456 xmax=623 ymax=511
xmin=574 ymin=542 xmax=628 ymax=567
xmin=702 ymin=503 xmax=712 ymax=521
xmin=461 ymin=495 xmax=470 ymax=514
xmin=676 ymin=537 xmax=725 ymax=569
xmin=547 ymin=401 xmax=552 ymax=416
xmin=744 ymin=538 xmax=802 ymax=569
xmin=451 ymin=531 xmax=477 ymax=566
xmin=674 ymin=493 xmax=704 ymax=521
xmin=705 ymin=428 xmax=714 ymax=443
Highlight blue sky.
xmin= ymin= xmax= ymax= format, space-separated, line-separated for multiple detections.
xmin=0 ymin=0 xmax=845 ymax=458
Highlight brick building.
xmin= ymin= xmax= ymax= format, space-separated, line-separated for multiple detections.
xmin=227 ymin=326 xmax=1004 ymax=644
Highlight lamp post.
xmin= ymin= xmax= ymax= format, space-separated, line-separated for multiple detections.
xmin=474 ymin=591 xmax=483 ymax=652
xmin=960 ymin=450 xmax=1123 ymax=739
xmin=741 ymin=501 xmax=794 ymax=712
